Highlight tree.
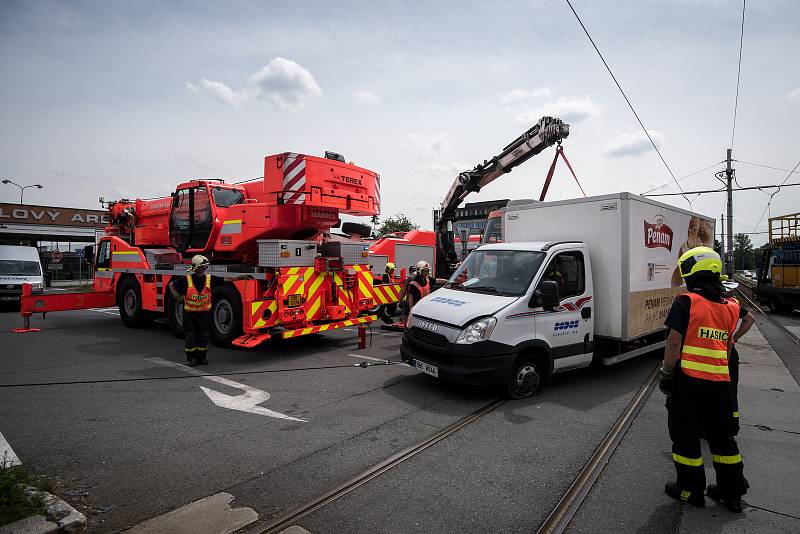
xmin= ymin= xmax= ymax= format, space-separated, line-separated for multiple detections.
xmin=714 ymin=239 xmax=723 ymax=256
xmin=733 ymin=233 xmax=753 ymax=270
xmin=377 ymin=213 xmax=419 ymax=235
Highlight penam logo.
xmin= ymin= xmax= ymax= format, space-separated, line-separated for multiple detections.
xmin=429 ymin=296 xmax=467 ymax=307
xmin=644 ymin=215 xmax=673 ymax=251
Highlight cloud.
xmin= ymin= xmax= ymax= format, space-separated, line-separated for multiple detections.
xmin=187 ymin=57 xmax=321 ymax=111
xmin=516 ymin=95 xmax=600 ymax=125
xmin=498 ymin=87 xmax=551 ymax=104
xmin=354 ymin=89 xmax=380 ymax=106
xmin=420 ymin=161 xmax=470 ymax=177
xmin=786 ymin=88 xmax=800 ymax=100
xmin=403 ymin=132 xmax=451 ymax=156
xmin=602 ymin=130 xmax=664 ymax=157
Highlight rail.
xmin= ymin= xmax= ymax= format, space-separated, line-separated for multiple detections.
xmin=247 ymin=364 xmax=662 ymax=533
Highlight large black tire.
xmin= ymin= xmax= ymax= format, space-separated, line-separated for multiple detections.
xmin=166 ymin=294 xmax=186 ymax=339
xmin=505 ymin=355 xmax=544 ymax=399
xmin=342 ymin=222 xmax=372 ymax=238
xmin=210 ymin=284 xmax=243 ymax=346
xmin=118 ymin=277 xmax=152 ymax=328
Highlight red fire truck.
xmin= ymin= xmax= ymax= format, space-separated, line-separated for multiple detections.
xmin=18 ymin=152 xmax=402 ymax=348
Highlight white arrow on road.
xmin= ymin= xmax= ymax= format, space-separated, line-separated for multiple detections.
xmin=147 ymin=357 xmax=306 ymax=422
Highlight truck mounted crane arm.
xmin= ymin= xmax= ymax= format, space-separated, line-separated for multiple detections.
xmin=436 ymin=116 xmax=569 ymax=276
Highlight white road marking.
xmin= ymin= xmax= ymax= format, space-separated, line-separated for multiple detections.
xmin=87 ymin=307 xmax=120 ymax=316
xmin=0 ymin=430 xmax=21 ymax=467
xmin=785 ymin=325 xmax=800 ymax=340
xmin=123 ymin=492 xmax=258 ymax=534
xmin=348 ymin=353 xmax=391 ymax=364
xmin=147 ymin=358 xmax=306 ymax=422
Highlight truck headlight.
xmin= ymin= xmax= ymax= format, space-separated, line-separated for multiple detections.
xmin=455 ymin=317 xmax=497 ymax=344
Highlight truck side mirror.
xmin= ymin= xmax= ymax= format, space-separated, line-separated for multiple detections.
xmin=530 ymin=280 xmax=560 ymax=309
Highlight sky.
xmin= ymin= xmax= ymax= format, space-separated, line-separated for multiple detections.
xmin=1 ymin=0 xmax=798 ymax=246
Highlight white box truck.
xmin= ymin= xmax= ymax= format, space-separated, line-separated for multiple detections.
xmin=400 ymin=193 xmax=715 ymax=398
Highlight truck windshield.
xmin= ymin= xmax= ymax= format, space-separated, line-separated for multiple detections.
xmin=211 ymin=187 xmax=245 ymax=207
xmin=446 ymin=249 xmax=545 ymax=297
xmin=0 ymin=260 xmax=41 ymax=276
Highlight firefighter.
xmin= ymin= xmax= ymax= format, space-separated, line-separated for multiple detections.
xmin=399 ymin=260 xmax=437 ymax=313
xmin=658 ymin=247 xmax=749 ymax=512
xmin=168 ymin=255 xmax=223 ymax=366
xmin=377 ymin=262 xmax=397 ymax=324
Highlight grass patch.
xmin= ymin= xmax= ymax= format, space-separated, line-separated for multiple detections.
xmin=1 ymin=459 xmax=46 ymax=526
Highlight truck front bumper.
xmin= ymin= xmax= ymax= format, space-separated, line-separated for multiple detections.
xmin=400 ymin=333 xmax=516 ymax=386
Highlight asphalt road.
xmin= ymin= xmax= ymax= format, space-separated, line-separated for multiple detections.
xmin=1 ymin=306 xmax=657 ymax=533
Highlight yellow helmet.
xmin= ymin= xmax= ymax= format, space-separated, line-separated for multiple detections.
xmin=677 ymin=246 xmax=723 ymax=279
xmin=385 ymin=262 xmax=396 ymax=272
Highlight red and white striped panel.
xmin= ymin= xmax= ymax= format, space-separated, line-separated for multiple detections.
xmin=282 ymin=153 xmax=306 ymax=205
xmin=374 ymin=173 xmax=380 ymax=210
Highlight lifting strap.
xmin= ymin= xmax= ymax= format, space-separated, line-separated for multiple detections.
xmin=539 ymin=145 xmax=587 ymax=201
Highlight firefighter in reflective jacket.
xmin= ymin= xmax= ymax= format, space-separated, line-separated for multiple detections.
xmin=399 ymin=261 xmax=437 ymax=313
xmin=169 ymin=255 xmax=221 ymax=366
xmin=658 ymin=247 xmax=749 ymax=512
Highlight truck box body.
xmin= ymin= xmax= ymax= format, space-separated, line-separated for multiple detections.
xmin=502 ymin=193 xmax=714 ymax=341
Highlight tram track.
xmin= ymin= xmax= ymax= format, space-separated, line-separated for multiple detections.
xmin=248 ymin=361 xmax=663 ymax=534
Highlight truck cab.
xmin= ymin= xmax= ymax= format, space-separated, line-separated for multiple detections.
xmin=401 ymin=241 xmax=595 ymax=398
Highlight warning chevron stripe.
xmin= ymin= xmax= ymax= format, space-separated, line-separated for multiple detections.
xmin=281 ymin=315 xmax=376 ymax=339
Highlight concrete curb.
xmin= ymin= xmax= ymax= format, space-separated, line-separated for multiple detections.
xmin=0 ymin=488 xmax=86 ymax=534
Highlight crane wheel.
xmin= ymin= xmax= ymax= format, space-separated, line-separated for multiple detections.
xmin=210 ymin=285 xmax=243 ymax=346
xmin=166 ymin=293 xmax=186 ymax=339
xmin=118 ymin=277 xmax=152 ymax=328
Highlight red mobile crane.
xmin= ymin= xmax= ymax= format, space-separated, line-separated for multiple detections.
xmin=18 ymin=152 xmax=402 ymax=348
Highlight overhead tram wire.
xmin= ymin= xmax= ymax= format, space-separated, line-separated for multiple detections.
xmin=644 ymin=181 xmax=800 ymax=197
xmin=730 ymin=0 xmax=746 ymax=150
xmin=735 ymin=160 xmax=800 ymax=175
xmin=640 ymin=161 xmax=723 ymax=195
xmin=564 ymin=0 xmax=691 ymax=208
xmin=750 ymin=159 xmax=800 ymax=233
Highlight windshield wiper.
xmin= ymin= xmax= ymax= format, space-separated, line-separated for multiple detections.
xmin=465 ymin=285 xmax=501 ymax=295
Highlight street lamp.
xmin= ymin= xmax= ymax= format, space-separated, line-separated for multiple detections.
xmin=2 ymin=180 xmax=44 ymax=204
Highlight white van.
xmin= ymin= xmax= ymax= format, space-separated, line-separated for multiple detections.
xmin=0 ymin=245 xmax=45 ymax=303
xmin=401 ymin=193 xmax=715 ymax=398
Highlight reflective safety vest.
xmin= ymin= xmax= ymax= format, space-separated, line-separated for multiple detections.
xmin=409 ymin=277 xmax=431 ymax=299
xmin=680 ymin=292 xmax=740 ymax=381
xmin=185 ymin=275 xmax=212 ymax=313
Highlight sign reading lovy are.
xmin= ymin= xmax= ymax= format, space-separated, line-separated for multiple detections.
xmin=0 ymin=203 xmax=110 ymax=228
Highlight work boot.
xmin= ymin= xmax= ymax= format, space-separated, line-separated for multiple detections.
xmin=187 ymin=359 xmax=198 ymax=367
xmin=664 ymin=482 xmax=705 ymax=507
xmin=706 ymin=484 xmax=743 ymax=513
xmin=196 ymin=357 xmax=208 ymax=365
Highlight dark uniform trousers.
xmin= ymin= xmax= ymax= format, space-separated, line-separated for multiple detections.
xmin=667 ymin=372 xmax=747 ymax=498
xmin=184 ymin=311 xmax=211 ymax=361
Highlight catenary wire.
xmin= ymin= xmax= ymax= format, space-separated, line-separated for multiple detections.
xmin=564 ymin=0 xmax=690 ymax=207
xmin=730 ymin=0 xmax=746 ymax=150
xmin=640 ymin=161 xmax=723 ymax=195
xmin=735 ymin=160 xmax=800 ymax=175
xmin=750 ymin=159 xmax=800 ymax=232
xmin=643 ymin=181 xmax=800 ymax=197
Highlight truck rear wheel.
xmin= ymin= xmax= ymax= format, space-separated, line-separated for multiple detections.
xmin=167 ymin=294 xmax=186 ymax=339
xmin=769 ymin=295 xmax=794 ymax=314
xmin=210 ymin=285 xmax=243 ymax=346
xmin=506 ymin=356 xmax=543 ymax=399
xmin=118 ymin=277 xmax=151 ymax=328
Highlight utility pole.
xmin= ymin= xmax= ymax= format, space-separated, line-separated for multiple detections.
xmin=725 ymin=149 xmax=734 ymax=276
xmin=721 ymin=213 xmax=725 ymax=258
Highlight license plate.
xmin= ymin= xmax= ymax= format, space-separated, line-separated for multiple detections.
xmin=287 ymin=294 xmax=302 ymax=307
xmin=413 ymin=359 xmax=439 ymax=378
xmin=0 ymin=296 xmax=19 ymax=301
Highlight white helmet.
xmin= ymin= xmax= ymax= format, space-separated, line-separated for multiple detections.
xmin=416 ymin=260 xmax=430 ymax=272
xmin=187 ymin=254 xmax=210 ymax=273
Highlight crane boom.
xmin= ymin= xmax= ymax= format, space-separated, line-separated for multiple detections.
xmin=436 ymin=116 xmax=569 ymax=276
